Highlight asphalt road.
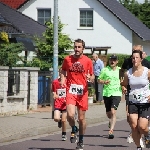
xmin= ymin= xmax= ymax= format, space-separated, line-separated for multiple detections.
xmin=0 ymin=119 xmax=149 ymax=150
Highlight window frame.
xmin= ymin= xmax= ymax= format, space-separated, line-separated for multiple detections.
xmin=78 ymin=8 xmax=94 ymax=30
xmin=37 ymin=8 xmax=51 ymax=25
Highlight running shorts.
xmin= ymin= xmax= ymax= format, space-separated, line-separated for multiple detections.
xmin=128 ymin=102 xmax=150 ymax=119
xmin=103 ymin=96 xmax=121 ymax=112
xmin=54 ymin=99 xmax=66 ymax=110
xmin=54 ymin=108 xmax=66 ymax=113
xmin=66 ymin=92 xmax=88 ymax=111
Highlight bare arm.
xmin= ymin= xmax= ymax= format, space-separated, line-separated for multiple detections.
xmin=148 ymin=70 xmax=150 ymax=81
xmin=120 ymin=71 xmax=128 ymax=94
xmin=90 ymin=74 xmax=95 ymax=83
xmin=53 ymin=92 xmax=58 ymax=99
xmin=60 ymin=70 xmax=67 ymax=86
xmin=147 ymin=70 xmax=150 ymax=102
xmin=98 ymin=79 xmax=110 ymax=85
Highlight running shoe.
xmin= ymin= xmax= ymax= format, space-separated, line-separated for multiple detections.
xmin=62 ymin=135 xmax=67 ymax=141
xmin=127 ymin=134 xmax=133 ymax=143
xmin=144 ymin=129 xmax=150 ymax=148
xmin=76 ymin=142 xmax=84 ymax=150
xmin=140 ymin=137 xmax=145 ymax=148
xmin=70 ymin=127 xmax=78 ymax=143
xmin=108 ymin=130 xmax=114 ymax=139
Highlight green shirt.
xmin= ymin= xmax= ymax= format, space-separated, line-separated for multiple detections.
xmin=98 ymin=66 xmax=122 ymax=97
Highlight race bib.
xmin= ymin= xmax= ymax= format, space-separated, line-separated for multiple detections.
xmin=69 ymin=84 xmax=83 ymax=95
xmin=57 ymin=88 xmax=66 ymax=98
xmin=129 ymin=91 xmax=146 ymax=102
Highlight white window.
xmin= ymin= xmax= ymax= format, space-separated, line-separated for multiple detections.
xmin=80 ymin=10 xmax=93 ymax=27
xmin=37 ymin=9 xmax=51 ymax=25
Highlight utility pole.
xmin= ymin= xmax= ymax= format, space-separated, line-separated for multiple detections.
xmin=52 ymin=0 xmax=58 ymax=119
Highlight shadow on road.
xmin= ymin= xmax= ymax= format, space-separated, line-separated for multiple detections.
xmin=103 ymin=129 xmax=129 ymax=132
xmin=29 ymin=148 xmax=73 ymax=150
xmin=84 ymin=144 xmax=129 ymax=148
xmin=32 ymin=139 xmax=62 ymax=142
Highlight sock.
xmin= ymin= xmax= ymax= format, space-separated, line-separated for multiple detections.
xmin=79 ymin=135 xmax=83 ymax=143
xmin=62 ymin=132 xmax=66 ymax=135
xmin=72 ymin=125 xmax=77 ymax=133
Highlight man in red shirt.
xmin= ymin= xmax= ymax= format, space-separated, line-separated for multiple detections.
xmin=52 ymin=68 xmax=67 ymax=141
xmin=61 ymin=39 xmax=94 ymax=150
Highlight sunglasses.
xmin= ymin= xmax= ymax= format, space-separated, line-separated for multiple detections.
xmin=74 ymin=46 xmax=82 ymax=48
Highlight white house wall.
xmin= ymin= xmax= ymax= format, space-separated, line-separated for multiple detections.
xmin=19 ymin=0 xmax=133 ymax=55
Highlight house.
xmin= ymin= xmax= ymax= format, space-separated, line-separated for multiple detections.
xmin=0 ymin=2 xmax=46 ymax=61
xmin=1 ymin=0 xmax=150 ymax=55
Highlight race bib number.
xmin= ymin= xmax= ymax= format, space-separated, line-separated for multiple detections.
xmin=129 ymin=91 xmax=146 ymax=102
xmin=57 ymin=88 xmax=66 ymax=98
xmin=69 ymin=84 xmax=83 ymax=95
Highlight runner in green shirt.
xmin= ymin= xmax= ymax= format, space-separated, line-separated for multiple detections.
xmin=98 ymin=54 xmax=122 ymax=139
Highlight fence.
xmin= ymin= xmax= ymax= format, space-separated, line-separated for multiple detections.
xmin=38 ymin=71 xmax=53 ymax=106
xmin=8 ymin=69 xmax=20 ymax=96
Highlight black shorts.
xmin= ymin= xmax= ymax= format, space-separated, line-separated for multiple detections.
xmin=54 ymin=108 xmax=66 ymax=113
xmin=103 ymin=96 xmax=121 ymax=112
xmin=128 ymin=102 xmax=150 ymax=119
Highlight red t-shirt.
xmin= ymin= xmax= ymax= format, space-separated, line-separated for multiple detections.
xmin=62 ymin=55 xmax=93 ymax=97
xmin=52 ymin=79 xmax=66 ymax=110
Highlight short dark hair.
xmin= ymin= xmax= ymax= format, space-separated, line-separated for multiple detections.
xmin=74 ymin=39 xmax=85 ymax=48
xmin=132 ymin=50 xmax=143 ymax=59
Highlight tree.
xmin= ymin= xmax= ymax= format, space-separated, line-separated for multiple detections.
xmin=139 ymin=1 xmax=150 ymax=28
xmin=30 ymin=19 xmax=73 ymax=70
xmin=119 ymin=0 xmax=150 ymax=29
xmin=0 ymin=32 xmax=24 ymax=67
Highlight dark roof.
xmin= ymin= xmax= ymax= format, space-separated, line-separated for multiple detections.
xmin=0 ymin=2 xmax=46 ymax=36
xmin=0 ymin=14 xmax=11 ymax=26
xmin=0 ymin=0 xmax=29 ymax=9
xmin=97 ymin=0 xmax=150 ymax=41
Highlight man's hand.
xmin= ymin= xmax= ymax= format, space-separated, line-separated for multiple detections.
xmin=104 ymin=80 xmax=110 ymax=85
xmin=85 ymin=70 xmax=94 ymax=83
xmin=85 ymin=72 xmax=91 ymax=82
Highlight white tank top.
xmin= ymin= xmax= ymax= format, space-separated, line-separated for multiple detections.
xmin=127 ymin=67 xmax=150 ymax=103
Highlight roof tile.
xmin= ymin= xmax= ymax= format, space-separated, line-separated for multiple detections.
xmin=0 ymin=0 xmax=27 ymax=9
xmin=0 ymin=2 xmax=46 ymax=36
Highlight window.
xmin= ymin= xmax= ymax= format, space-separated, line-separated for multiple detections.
xmin=37 ymin=9 xmax=51 ymax=25
xmin=80 ymin=10 xmax=93 ymax=27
